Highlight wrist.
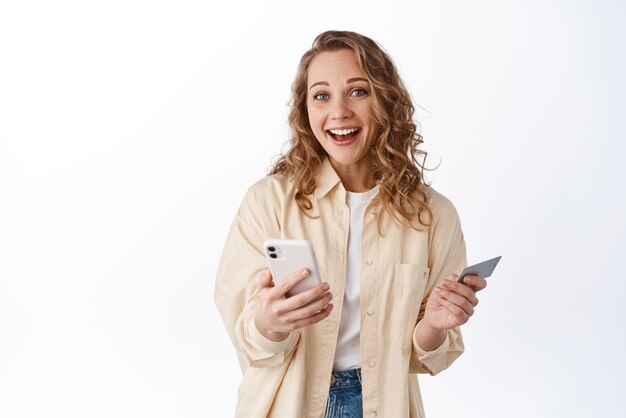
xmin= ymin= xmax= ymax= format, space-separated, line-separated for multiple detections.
xmin=415 ymin=320 xmax=447 ymax=351
xmin=422 ymin=319 xmax=448 ymax=333
xmin=254 ymin=317 xmax=289 ymax=342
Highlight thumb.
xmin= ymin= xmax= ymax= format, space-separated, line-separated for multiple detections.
xmin=258 ymin=269 xmax=273 ymax=289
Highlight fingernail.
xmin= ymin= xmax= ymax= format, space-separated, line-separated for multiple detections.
xmin=322 ymin=283 xmax=330 ymax=291
xmin=301 ymin=269 xmax=309 ymax=277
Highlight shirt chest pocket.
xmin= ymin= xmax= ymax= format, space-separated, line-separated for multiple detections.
xmin=392 ymin=263 xmax=430 ymax=351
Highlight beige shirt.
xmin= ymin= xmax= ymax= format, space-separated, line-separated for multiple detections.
xmin=215 ymin=158 xmax=467 ymax=418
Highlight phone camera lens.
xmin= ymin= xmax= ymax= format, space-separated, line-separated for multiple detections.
xmin=270 ymin=253 xmax=277 ymax=259
xmin=268 ymin=246 xmax=275 ymax=252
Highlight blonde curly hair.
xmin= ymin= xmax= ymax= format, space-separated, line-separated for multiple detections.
xmin=270 ymin=30 xmax=432 ymax=230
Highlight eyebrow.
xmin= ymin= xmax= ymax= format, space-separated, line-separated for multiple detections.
xmin=308 ymin=77 xmax=369 ymax=91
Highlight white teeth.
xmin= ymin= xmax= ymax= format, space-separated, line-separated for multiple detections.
xmin=329 ymin=128 xmax=358 ymax=135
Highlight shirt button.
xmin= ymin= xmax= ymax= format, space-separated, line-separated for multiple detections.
xmin=367 ymin=309 xmax=374 ymax=316
xmin=369 ymin=360 xmax=376 ymax=368
xmin=366 ymin=260 xmax=373 ymax=266
xmin=370 ymin=212 xmax=377 ymax=218
xmin=370 ymin=412 xmax=377 ymax=417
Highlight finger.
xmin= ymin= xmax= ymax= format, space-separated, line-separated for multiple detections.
xmin=437 ymin=296 xmax=470 ymax=325
xmin=463 ymin=275 xmax=487 ymax=292
xmin=282 ymin=291 xmax=333 ymax=322
xmin=278 ymin=281 xmax=331 ymax=312
xmin=288 ymin=303 xmax=334 ymax=331
xmin=435 ymin=286 xmax=475 ymax=316
xmin=441 ymin=279 xmax=479 ymax=306
xmin=268 ymin=268 xmax=313 ymax=300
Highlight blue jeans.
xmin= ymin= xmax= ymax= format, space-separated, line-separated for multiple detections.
xmin=324 ymin=369 xmax=363 ymax=418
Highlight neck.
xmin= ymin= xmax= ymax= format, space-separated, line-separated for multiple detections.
xmin=329 ymin=157 xmax=375 ymax=192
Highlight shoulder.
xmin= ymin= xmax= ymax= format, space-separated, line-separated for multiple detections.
xmin=231 ymin=173 xmax=295 ymax=236
xmin=246 ymin=172 xmax=296 ymax=199
xmin=421 ymin=185 xmax=462 ymax=225
xmin=240 ymin=172 xmax=297 ymax=212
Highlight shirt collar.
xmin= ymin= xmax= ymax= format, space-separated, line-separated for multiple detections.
xmin=314 ymin=157 xmax=343 ymax=199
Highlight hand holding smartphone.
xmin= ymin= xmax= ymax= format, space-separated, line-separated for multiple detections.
xmin=263 ymin=239 xmax=322 ymax=297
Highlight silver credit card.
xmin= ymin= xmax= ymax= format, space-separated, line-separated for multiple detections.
xmin=457 ymin=256 xmax=502 ymax=283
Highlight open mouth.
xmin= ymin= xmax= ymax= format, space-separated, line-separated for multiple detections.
xmin=326 ymin=128 xmax=361 ymax=144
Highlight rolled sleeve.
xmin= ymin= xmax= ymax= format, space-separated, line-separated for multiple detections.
xmin=411 ymin=321 xmax=464 ymax=375
xmin=246 ymin=317 xmax=300 ymax=356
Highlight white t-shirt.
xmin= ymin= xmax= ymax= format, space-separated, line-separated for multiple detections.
xmin=333 ymin=186 xmax=379 ymax=370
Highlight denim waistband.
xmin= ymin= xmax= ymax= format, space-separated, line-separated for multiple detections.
xmin=330 ymin=368 xmax=362 ymax=388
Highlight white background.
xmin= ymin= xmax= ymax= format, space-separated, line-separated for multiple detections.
xmin=1 ymin=1 xmax=625 ymax=417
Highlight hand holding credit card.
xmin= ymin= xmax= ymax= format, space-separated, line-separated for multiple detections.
xmin=457 ymin=256 xmax=502 ymax=284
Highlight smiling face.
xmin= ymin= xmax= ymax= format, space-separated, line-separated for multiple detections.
xmin=306 ymin=49 xmax=376 ymax=181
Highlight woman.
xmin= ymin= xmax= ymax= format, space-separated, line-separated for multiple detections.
xmin=215 ymin=30 xmax=487 ymax=418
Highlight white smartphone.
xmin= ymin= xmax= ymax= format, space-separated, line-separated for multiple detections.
xmin=263 ymin=239 xmax=322 ymax=297
xmin=457 ymin=256 xmax=502 ymax=284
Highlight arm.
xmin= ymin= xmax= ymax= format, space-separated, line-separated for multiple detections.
xmin=409 ymin=196 xmax=476 ymax=375
xmin=214 ymin=184 xmax=297 ymax=368
xmin=214 ymin=184 xmax=333 ymax=370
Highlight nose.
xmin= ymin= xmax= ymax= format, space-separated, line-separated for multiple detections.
xmin=330 ymin=97 xmax=352 ymax=119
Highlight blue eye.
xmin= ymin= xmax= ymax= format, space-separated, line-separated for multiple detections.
xmin=313 ymin=93 xmax=329 ymax=100
xmin=351 ymin=88 xmax=367 ymax=97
